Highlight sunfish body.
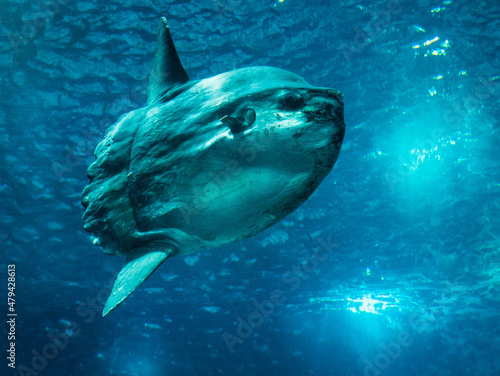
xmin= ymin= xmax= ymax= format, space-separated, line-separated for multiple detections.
xmin=81 ymin=17 xmax=346 ymax=316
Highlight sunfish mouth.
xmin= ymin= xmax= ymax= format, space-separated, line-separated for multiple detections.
xmin=303 ymin=89 xmax=345 ymax=126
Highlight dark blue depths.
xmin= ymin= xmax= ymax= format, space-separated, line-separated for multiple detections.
xmin=1 ymin=0 xmax=499 ymax=375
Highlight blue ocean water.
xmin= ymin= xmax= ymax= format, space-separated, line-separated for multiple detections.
xmin=1 ymin=0 xmax=499 ymax=375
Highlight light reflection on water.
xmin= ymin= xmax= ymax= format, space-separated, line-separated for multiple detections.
xmin=309 ymin=293 xmax=402 ymax=316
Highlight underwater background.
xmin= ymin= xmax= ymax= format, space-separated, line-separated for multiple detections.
xmin=1 ymin=0 xmax=499 ymax=375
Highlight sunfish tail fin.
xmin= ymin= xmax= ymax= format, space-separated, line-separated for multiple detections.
xmin=103 ymin=250 xmax=169 ymax=316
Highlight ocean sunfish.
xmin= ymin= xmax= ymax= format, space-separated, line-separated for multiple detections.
xmin=81 ymin=17 xmax=346 ymax=316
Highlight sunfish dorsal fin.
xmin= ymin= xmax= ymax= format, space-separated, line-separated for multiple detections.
xmin=102 ymin=250 xmax=169 ymax=316
xmin=147 ymin=17 xmax=189 ymax=105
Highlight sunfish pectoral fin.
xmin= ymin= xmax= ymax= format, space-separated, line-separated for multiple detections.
xmin=221 ymin=115 xmax=246 ymax=134
xmin=221 ymin=109 xmax=256 ymax=134
xmin=102 ymin=250 xmax=169 ymax=316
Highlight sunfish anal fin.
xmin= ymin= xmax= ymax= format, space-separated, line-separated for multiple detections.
xmin=147 ymin=17 xmax=189 ymax=106
xmin=103 ymin=250 xmax=169 ymax=316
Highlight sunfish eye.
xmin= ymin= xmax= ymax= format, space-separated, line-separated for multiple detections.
xmin=282 ymin=93 xmax=304 ymax=109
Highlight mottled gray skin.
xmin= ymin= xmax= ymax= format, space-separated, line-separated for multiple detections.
xmin=81 ymin=18 xmax=345 ymax=315
xmin=83 ymin=68 xmax=344 ymax=255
